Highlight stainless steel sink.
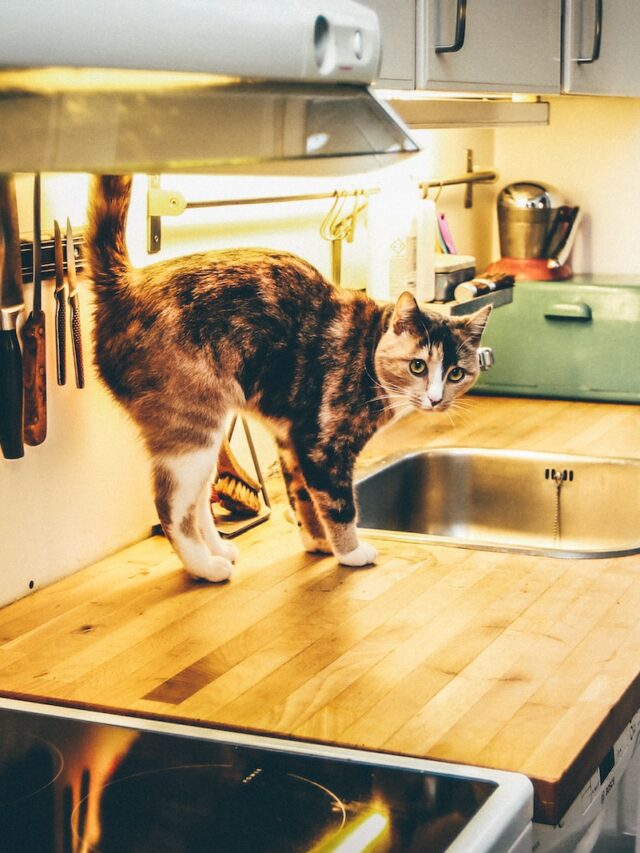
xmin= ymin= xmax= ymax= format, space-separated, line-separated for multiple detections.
xmin=355 ymin=447 xmax=640 ymax=559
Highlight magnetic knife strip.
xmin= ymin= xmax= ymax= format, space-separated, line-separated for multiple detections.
xmin=19 ymin=233 xmax=84 ymax=282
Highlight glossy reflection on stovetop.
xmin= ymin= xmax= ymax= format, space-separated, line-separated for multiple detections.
xmin=0 ymin=704 xmax=497 ymax=853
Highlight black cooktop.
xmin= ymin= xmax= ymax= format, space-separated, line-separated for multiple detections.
xmin=0 ymin=701 xmax=498 ymax=853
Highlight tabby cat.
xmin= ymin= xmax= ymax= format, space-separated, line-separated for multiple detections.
xmin=85 ymin=176 xmax=491 ymax=582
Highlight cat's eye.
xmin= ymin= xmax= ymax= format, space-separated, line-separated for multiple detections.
xmin=409 ymin=358 xmax=427 ymax=376
xmin=448 ymin=366 xmax=466 ymax=383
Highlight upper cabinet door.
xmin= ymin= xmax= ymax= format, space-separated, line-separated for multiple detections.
xmin=369 ymin=0 xmax=417 ymax=88
xmin=417 ymin=0 xmax=561 ymax=93
xmin=563 ymin=0 xmax=640 ymax=95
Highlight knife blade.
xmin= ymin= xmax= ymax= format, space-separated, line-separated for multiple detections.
xmin=547 ymin=207 xmax=582 ymax=271
xmin=53 ymin=220 xmax=67 ymax=386
xmin=22 ymin=173 xmax=47 ymax=446
xmin=0 ymin=174 xmax=25 ymax=459
xmin=66 ymin=218 xmax=85 ymax=389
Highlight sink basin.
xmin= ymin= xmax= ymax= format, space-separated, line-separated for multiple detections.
xmin=355 ymin=447 xmax=640 ymax=559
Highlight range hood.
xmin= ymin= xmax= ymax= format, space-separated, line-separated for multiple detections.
xmin=0 ymin=0 xmax=419 ymax=174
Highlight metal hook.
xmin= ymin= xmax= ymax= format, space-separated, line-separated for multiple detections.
xmin=345 ymin=189 xmax=368 ymax=243
xmin=320 ymin=190 xmax=347 ymax=241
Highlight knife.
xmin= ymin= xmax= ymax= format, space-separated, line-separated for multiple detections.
xmin=0 ymin=174 xmax=25 ymax=459
xmin=53 ymin=220 xmax=67 ymax=385
xmin=22 ymin=174 xmax=47 ymax=445
xmin=547 ymin=207 xmax=583 ymax=271
xmin=66 ymin=218 xmax=85 ymax=389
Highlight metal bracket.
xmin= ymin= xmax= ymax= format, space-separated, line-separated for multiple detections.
xmin=147 ymin=175 xmax=187 ymax=253
xmin=464 ymin=149 xmax=474 ymax=208
xmin=420 ymin=149 xmax=497 ymax=211
xmin=148 ymin=186 xmax=188 ymax=217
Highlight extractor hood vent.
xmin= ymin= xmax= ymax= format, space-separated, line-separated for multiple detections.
xmin=0 ymin=0 xmax=419 ymax=174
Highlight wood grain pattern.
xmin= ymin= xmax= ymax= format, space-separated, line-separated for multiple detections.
xmin=22 ymin=310 xmax=47 ymax=445
xmin=0 ymin=395 xmax=639 ymax=824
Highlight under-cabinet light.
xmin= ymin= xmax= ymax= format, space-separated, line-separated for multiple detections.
xmin=379 ymin=93 xmax=550 ymax=129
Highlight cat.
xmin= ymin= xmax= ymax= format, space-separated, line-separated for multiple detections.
xmin=85 ymin=176 xmax=491 ymax=583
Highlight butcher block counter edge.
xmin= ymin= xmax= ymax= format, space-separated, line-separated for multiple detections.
xmin=0 ymin=677 xmax=638 ymax=826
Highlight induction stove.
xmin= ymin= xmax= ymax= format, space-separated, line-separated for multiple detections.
xmin=0 ymin=697 xmax=532 ymax=853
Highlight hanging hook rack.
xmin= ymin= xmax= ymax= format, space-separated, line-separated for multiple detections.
xmin=319 ymin=189 xmax=368 ymax=285
xmin=146 ymin=175 xmax=379 ymax=254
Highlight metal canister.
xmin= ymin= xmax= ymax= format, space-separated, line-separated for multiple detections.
xmin=497 ymin=182 xmax=568 ymax=259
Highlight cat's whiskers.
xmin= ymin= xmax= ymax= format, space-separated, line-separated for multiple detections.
xmin=388 ymin=403 xmax=413 ymax=426
xmin=446 ymin=400 xmax=473 ymax=428
xmin=362 ymin=364 xmax=404 ymax=416
xmin=364 ymin=359 xmax=388 ymax=396
xmin=358 ymin=392 xmax=401 ymax=412
xmin=383 ymin=397 xmax=416 ymax=417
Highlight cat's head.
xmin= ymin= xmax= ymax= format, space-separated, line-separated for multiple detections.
xmin=374 ymin=291 xmax=491 ymax=415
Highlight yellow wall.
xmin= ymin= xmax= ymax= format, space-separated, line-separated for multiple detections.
xmin=493 ymin=95 xmax=640 ymax=274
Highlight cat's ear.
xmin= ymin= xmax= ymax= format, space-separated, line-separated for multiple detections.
xmin=391 ymin=290 xmax=420 ymax=333
xmin=463 ymin=304 xmax=492 ymax=341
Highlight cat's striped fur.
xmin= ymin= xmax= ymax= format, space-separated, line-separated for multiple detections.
xmin=85 ymin=176 xmax=490 ymax=582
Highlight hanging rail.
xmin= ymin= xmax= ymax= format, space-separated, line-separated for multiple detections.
xmin=146 ymin=156 xmax=497 ymax=253
xmin=421 ymin=169 xmax=497 ymax=193
xmin=420 ymin=150 xmax=497 ymax=208
xmin=147 ymin=175 xmax=379 ymax=253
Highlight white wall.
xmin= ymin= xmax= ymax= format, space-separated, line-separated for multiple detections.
xmin=0 ymin=177 xmax=156 ymax=607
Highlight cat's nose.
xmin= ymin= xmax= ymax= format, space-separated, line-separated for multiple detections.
xmin=428 ymin=393 xmax=443 ymax=405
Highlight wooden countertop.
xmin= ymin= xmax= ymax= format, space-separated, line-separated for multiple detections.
xmin=1 ymin=395 xmax=639 ymax=824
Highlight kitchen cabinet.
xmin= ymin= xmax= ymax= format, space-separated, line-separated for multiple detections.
xmin=563 ymin=0 xmax=640 ymax=95
xmin=367 ymin=0 xmax=416 ymax=88
xmin=364 ymin=0 xmax=561 ymax=92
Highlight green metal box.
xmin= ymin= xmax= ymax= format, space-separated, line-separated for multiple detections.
xmin=473 ymin=275 xmax=640 ymax=403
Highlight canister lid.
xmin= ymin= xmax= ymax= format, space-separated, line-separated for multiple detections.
xmin=498 ymin=182 xmax=567 ymax=210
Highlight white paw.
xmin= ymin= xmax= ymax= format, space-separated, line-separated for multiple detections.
xmin=337 ymin=542 xmax=378 ymax=567
xmin=213 ymin=539 xmax=239 ymax=563
xmin=186 ymin=556 xmax=233 ymax=583
xmin=299 ymin=528 xmax=332 ymax=554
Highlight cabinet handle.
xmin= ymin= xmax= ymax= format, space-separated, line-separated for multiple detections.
xmin=577 ymin=0 xmax=603 ymax=64
xmin=435 ymin=0 xmax=467 ymax=54
xmin=544 ymin=302 xmax=593 ymax=321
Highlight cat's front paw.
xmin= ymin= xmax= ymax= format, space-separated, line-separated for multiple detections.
xmin=213 ymin=540 xmax=239 ymax=563
xmin=299 ymin=528 xmax=332 ymax=554
xmin=337 ymin=542 xmax=378 ymax=568
xmin=186 ymin=556 xmax=233 ymax=583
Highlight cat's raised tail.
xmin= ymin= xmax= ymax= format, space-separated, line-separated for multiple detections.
xmin=85 ymin=175 xmax=133 ymax=291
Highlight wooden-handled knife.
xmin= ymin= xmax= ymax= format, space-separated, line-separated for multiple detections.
xmin=53 ymin=220 xmax=67 ymax=385
xmin=0 ymin=175 xmax=25 ymax=459
xmin=22 ymin=173 xmax=47 ymax=446
xmin=66 ymin=218 xmax=85 ymax=389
